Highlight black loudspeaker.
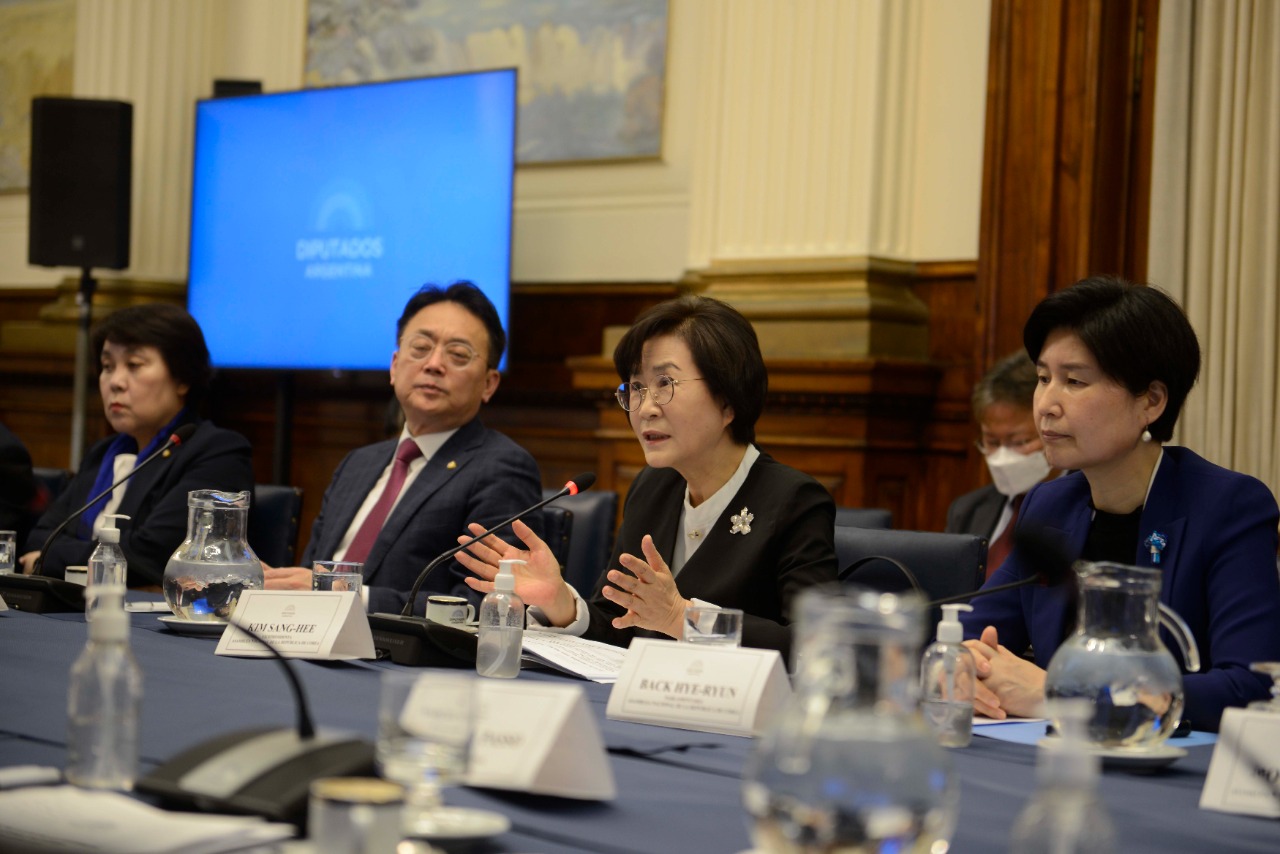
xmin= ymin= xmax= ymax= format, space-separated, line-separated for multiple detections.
xmin=213 ymin=79 xmax=262 ymax=98
xmin=28 ymin=97 xmax=133 ymax=270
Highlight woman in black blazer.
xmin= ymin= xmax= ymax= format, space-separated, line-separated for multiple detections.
xmin=460 ymin=296 xmax=836 ymax=656
xmin=21 ymin=304 xmax=252 ymax=585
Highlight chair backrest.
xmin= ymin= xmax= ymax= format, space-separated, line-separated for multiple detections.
xmin=248 ymin=484 xmax=303 ymax=567
xmin=32 ymin=467 xmax=73 ymax=504
xmin=542 ymin=488 xmax=620 ymax=597
xmin=834 ymin=506 xmax=893 ymax=529
xmin=834 ymin=527 xmax=987 ymax=625
xmin=538 ymin=506 xmax=573 ymax=573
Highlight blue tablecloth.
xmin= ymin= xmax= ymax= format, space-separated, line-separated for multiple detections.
xmin=3 ymin=604 xmax=1279 ymax=852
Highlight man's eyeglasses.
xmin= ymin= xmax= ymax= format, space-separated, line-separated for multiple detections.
xmin=976 ymin=436 xmax=1040 ymax=455
xmin=401 ymin=336 xmax=480 ymax=369
xmin=615 ymin=375 xmax=703 ymax=412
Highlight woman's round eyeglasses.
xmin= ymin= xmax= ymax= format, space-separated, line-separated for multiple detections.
xmin=615 ymin=375 xmax=703 ymax=412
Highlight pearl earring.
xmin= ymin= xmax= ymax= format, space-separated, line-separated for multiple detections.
xmin=1141 ymin=428 xmax=1152 ymax=443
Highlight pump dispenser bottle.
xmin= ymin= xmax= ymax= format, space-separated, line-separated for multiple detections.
xmin=920 ymin=603 xmax=977 ymax=747
xmin=88 ymin=513 xmax=130 ymax=588
xmin=477 ymin=559 xmax=525 ymax=679
xmin=67 ymin=586 xmax=142 ymax=790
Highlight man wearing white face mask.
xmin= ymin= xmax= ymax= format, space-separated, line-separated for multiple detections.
xmin=946 ymin=352 xmax=1054 ymax=577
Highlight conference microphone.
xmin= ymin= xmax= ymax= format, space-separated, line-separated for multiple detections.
xmin=0 ymin=424 xmax=197 ymax=614
xmin=137 ymin=619 xmax=374 ymax=827
xmin=369 ymin=472 xmax=596 ymax=666
xmin=927 ymin=524 xmax=1076 ymax=608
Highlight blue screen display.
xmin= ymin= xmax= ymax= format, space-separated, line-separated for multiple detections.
xmin=187 ymin=69 xmax=516 ymax=370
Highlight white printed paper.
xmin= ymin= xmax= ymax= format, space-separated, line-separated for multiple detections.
xmin=521 ymin=631 xmax=627 ymax=682
xmin=1200 ymin=707 xmax=1280 ymax=818
xmin=216 ymin=590 xmax=374 ymax=660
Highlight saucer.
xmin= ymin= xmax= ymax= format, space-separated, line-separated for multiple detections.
xmin=157 ymin=615 xmax=228 ymax=636
xmin=404 ymin=805 xmax=510 ymax=841
xmin=1036 ymin=738 xmax=1187 ymax=770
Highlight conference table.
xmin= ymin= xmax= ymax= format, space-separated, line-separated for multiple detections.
xmin=2 ymin=600 xmax=1279 ymax=853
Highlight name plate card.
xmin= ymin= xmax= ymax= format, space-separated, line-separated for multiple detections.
xmin=467 ymin=681 xmax=616 ymax=800
xmin=216 ymin=590 xmax=374 ymax=660
xmin=1200 ymin=707 xmax=1280 ymax=818
xmin=605 ymin=638 xmax=791 ymax=737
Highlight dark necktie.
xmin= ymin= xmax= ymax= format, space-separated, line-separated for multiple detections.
xmin=985 ymin=494 xmax=1024 ymax=579
xmin=343 ymin=439 xmax=423 ymax=564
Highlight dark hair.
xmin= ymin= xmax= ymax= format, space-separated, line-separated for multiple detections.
xmin=92 ymin=303 xmax=212 ymax=409
xmin=396 ymin=281 xmax=506 ymax=369
xmin=613 ymin=295 xmax=767 ymax=445
xmin=972 ymin=351 xmax=1038 ymax=419
xmin=1022 ymin=275 xmax=1200 ymax=442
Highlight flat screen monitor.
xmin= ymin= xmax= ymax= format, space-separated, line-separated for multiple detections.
xmin=187 ymin=69 xmax=516 ymax=370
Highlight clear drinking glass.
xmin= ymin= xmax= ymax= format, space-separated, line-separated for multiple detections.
xmin=313 ymin=560 xmax=363 ymax=595
xmin=0 ymin=530 xmax=16 ymax=572
xmin=743 ymin=586 xmax=957 ymax=853
xmin=376 ymin=671 xmax=504 ymax=838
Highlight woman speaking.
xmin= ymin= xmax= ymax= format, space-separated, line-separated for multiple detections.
xmin=961 ymin=276 xmax=1280 ymax=731
xmin=458 ymin=295 xmax=837 ymax=657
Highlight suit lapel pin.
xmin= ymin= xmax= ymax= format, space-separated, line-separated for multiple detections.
xmin=730 ymin=507 xmax=753 ymax=535
xmin=446 ymin=460 xmax=457 ymax=470
xmin=1144 ymin=531 xmax=1168 ymax=564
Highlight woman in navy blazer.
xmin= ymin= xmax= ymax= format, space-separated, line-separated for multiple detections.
xmin=459 ymin=295 xmax=837 ymax=657
xmin=960 ymin=276 xmax=1280 ymax=731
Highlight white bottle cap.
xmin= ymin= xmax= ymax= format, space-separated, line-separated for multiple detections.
xmin=98 ymin=513 xmax=131 ymax=545
xmin=87 ymin=585 xmax=129 ymax=642
xmin=496 ymin=559 xmax=525 ymax=593
xmin=936 ymin=603 xmax=972 ymax=644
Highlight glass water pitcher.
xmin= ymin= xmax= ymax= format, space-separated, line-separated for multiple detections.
xmin=742 ymin=586 xmax=957 ymax=853
xmin=163 ymin=489 xmax=263 ymax=621
xmin=1044 ymin=561 xmax=1200 ymax=748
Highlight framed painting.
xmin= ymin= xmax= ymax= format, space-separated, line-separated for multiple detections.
xmin=0 ymin=0 xmax=75 ymax=192
xmin=306 ymin=0 xmax=668 ymax=165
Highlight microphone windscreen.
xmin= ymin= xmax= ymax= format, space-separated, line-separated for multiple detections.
xmin=1012 ymin=523 xmax=1074 ymax=587
xmin=566 ymin=472 xmax=596 ymax=495
xmin=171 ymin=423 xmax=198 ymax=444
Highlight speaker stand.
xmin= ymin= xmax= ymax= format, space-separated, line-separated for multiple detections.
xmin=69 ymin=267 xmax=97 ymax=471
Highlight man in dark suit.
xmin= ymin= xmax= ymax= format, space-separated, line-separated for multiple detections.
xmin=945 ymin=351 xmax=1053 ymax=577
xmin=0 ymin=421 xmax=36 ymax=546
xmin=264 ymin=283 xmax=541 ymax=614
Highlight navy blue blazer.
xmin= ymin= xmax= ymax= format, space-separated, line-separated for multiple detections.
xmin=25 ymin=418 xmax=254 ymax=586
xmin=582 ymin=452 xmax=838 ymax=659
xmin=961 ymin=446 xmax=1280 ymax=730
xmin=301 ymin=417 xmax=541 ymax=615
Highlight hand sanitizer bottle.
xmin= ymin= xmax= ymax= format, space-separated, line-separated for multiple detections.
xmin=88 ymin=514 xmax=130 ymax=588
xmin=1010 ymin=699 xmax=1116 ymax=853
xmin=477 ymin=559 xmax=525 ymax=679
xmin=67 ymin=585 xmax=143 ymax=790
xmin=920 ymin=603 xmax=977 ymax=747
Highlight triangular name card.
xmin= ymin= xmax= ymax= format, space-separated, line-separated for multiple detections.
xmin=605 ymin=638 xmax=791 ymax=737
xmin=468 ymin=680 xmax=616 ymax=800
xmin=216 ymin=590 xmax=374 ymax=660
xmin=1200 ymin=707 xmax=1280 ymax=818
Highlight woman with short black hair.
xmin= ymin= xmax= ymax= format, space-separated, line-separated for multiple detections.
xmin=20 ymin=303 xmax=253 ymax=585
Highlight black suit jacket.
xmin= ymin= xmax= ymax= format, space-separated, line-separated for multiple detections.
xmin=582 ymin=452 xmax=837 ymax=659
xmin=0 ymin=422 xmax=35 ymax=540
xmin=25 ymin=419 xmax=254 ymax=585
xmin=944 ymin=483 xmax=1006 ymax=540
xmin=301 ymin=417 xmax=541 ymax=614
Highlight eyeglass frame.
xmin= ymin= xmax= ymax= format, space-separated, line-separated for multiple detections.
xmin=975 ymin=434 xmax=1042 ymax=455
xmin=398 ymin=333 xmax=483 ymax=369
xmin=615 ymin=375 xmax=704 ymax=412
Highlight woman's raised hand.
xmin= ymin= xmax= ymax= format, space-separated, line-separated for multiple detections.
xmin=457 ymin=518 xmax=578 ymax=626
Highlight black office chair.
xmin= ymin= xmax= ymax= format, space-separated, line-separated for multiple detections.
xmin=248 ymin=484 xmax=303 ymax=567
xmin=538 ymin=505 xmax=572 ymax=573
xmin=834 ymin=506 xmax=893 ymax=529
xmin=31 ymin=467 xmax=73 ymax=504
xmin=835 ymin=527 xmax=987 ymax=625
xmin=542 ymin=488 xmax=619 ymax=597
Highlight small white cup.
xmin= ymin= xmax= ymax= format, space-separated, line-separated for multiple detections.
xmin=682 ymin=605 xmax=744 ymax=647
xmin=64 ymin=565 xmax=89 ymax=587
xmin=308 ymin=777 xmax=405 ymax=854
xmin=313 ymin=560 xmax=363 ymax=594
xmin=425 ymin=595 xmax=475 ymax=626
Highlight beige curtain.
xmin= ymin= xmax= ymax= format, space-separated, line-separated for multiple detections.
xmin=1148 ymin=0 xmax=1280 ymax=497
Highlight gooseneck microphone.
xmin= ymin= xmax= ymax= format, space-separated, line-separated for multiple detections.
xmin=927 ymin=525 xmax=1075 ymax=608
xmin=369 ymin=472 xmax=596 ymax=666
xmin=33 ymin=423 xmax=198 ymax=576
xmin=0 ymin=424 xmax=197 ymax=614
xmin=398 ymin=471 xmax=597 ymax=617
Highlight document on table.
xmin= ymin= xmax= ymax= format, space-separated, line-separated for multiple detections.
xmin=0 ymin=785 xmax=295 ymax=853
xmin=521 ymin=632 xmax=627 ymax=682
